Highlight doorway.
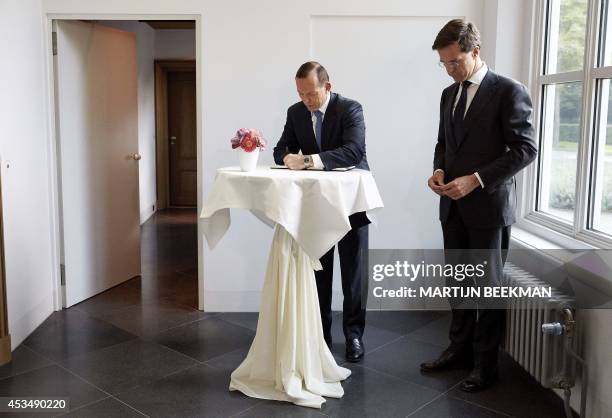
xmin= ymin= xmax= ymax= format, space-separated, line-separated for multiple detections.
xmin=155 ymin=60 xmax=197 ymax=209
xmin=49 ymin=17 xmax=201 ymax=310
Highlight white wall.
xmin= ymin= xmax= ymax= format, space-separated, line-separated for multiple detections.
xmin=0 ymin=0 xmax=56 ymax=349
xmin=577 ymin=309 xmax=612 ymax=417
xmin=193 ymin=0 xmax=488 ymax=311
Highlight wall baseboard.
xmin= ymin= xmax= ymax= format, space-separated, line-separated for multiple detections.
xmin=140 ymin=204 xmax=156 ymax=225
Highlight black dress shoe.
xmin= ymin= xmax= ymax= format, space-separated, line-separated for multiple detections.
xmin=346 ymin=338 xmax=364 ymax=362
xmin=460 ymin=368 xmax=498 ymax=392
xmin=420 ymin=348 xmax=473 ymax=372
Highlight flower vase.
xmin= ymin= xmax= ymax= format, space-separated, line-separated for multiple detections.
xmin=238 ymin=148 xmax=259 ymax=172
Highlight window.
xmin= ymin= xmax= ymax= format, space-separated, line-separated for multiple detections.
xmin=527 ymin=0 xmax=612 ymax=246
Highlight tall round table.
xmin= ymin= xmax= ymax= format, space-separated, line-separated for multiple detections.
xmin=201 ymin=167 xmax=383 ymax=409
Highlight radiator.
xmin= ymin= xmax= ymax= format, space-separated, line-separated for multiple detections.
xmin=503 ymin=263 xmax=576 ymax=389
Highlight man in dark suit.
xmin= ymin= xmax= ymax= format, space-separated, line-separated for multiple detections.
xmin=421 ymin=20 xmax=537 ymax=392
xmin=273 ymin=61 xmax=369 ymax=362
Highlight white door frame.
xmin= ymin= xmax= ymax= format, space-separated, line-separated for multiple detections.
xmin=42 ymin=13 xmax=204 ymax=311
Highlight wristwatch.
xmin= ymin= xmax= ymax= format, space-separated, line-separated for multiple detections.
xmin=303 ymin=155 xmax=313 ymax=169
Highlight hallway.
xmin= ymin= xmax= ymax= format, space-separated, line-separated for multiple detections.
xmin=0 ymin=210 xmax=571 ymax=417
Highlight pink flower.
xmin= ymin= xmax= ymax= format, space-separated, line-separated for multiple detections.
xmin=240 ymin=133 xmax=257 ymax=152
xmin=230 ymin=128 xmax=266 ymax=151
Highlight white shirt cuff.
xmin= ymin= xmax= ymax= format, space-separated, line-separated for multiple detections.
xmin=312 ymin=154 xmax=324 ymax=169
xmin=474 ymin=172 xmax=485 ymax=188
xmin=433 ymin=169 xmax=444 ymax=175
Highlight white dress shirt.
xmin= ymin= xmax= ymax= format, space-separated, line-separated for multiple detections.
xmin=452 ymin=62 xmax=488 ymax=118
xmin=435 ymin=62 xmax=488 ymax=188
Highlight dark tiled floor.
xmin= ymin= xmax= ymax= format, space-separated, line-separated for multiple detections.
xmin=0 ymin=209 xmax=573 ymax=417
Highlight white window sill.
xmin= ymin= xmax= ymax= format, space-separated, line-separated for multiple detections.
xmin=511 ymin=222 xmax=612 ymax=299
xmin=514 ymin=217 xmax=599 ymax=250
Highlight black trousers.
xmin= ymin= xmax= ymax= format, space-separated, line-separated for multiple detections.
xmin=442 ymin=202 xmax=510 ymax=370
xmin=315 ymin=223 xmax=368 ymax=343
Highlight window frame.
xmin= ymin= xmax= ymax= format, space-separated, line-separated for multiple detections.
xmin=520 ymin=0 xmax=612 ymax=249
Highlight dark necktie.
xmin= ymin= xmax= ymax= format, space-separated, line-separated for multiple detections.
xmin=314 ymin=110 xmax=323 ymax=150
xmin=453 ymin=80 xmax=471 ymax=144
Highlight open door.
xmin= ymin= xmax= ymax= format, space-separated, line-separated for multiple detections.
xmin=54 ymin=20 xmax=141 ymax=307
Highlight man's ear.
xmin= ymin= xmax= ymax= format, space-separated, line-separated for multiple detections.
xmin=472 ymin=46 xmax=480 ymax=59
xmin=324 ymin=82 xmax=332 ymax=92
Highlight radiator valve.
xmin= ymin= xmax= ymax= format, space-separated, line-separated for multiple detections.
xmin=542 ymin=307 xmax=575 ymax=337
xmin=542 ymin=322 xmax=564 ymax=335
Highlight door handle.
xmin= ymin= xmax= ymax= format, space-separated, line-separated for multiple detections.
xmin=170 ymin=136 xmax=177 ymax=145
xmin=132 ymin=153 xmax=142 ymax=161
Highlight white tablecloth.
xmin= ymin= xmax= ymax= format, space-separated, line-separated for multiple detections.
xmin=200 ymin=167 xmax=384 ymax=260
xmin=200 ymin=166 xmax=384 ymax=408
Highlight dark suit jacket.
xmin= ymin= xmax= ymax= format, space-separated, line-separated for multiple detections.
xmin=434 ymin=70 xmax=537 ymax=228
xmin=273 ymin=92 xmax=369 ymax=170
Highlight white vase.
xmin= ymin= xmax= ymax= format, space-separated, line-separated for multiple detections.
xmin=238 ymin=147 xmax=259 ymax=171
